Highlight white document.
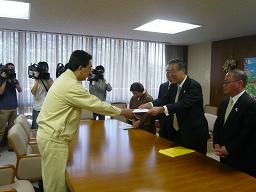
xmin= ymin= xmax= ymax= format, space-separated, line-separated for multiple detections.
xmin=132 ymin=108 xmax=149 ymax=113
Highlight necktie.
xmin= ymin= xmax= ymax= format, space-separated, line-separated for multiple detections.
xmin=173 ymin=86 xmax=181 ymax=131
xmin=224 ymin=98 xmax=234 ymax=123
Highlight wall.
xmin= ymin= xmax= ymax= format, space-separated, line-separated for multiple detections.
xmin=211 ymin=35 xmax=256 ymax=106
xmin=187 ymin=43 xmax=212 ymax=105
xmin=165 ymin=45 xmax=188 ymax=64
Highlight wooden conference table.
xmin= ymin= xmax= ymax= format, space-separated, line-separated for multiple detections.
xmin=66 ymin=120 xmax=256 ymax=192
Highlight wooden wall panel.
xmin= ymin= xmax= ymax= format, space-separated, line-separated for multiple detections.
xmin=210 ymin=35 xmax=256 ymax=106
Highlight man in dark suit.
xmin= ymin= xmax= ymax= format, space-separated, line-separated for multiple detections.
xmin=140 ymin=59 xmax=209 ymax=155
xmin=157 ymin=65 xmax=172 ymax=140
xmin=213 ymin=69 xmax=256 ymax=177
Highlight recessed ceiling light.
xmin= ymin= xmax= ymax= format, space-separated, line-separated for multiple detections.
xmin=0 ymin=0 xmax=30 ymax=19
xmin=134 ymin=19 xmax=201 ymax=34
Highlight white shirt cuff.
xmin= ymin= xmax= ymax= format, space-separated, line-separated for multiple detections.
xmin=163 ymin=105 xmax=169 ymax=116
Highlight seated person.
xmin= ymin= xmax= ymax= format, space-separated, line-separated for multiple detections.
xmin=129 ymin=82 xmax=155 ymax=134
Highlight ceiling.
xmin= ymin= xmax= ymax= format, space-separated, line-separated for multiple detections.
xmin=1 ymin=0 xmax=256 ymax=45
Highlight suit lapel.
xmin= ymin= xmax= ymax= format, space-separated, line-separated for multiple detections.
xmin=178 ymin=77 xmax=191 ymax=100
xmin=224 ymin=92 xmax=246 ymax=126
xmin=169 ymin=84 xmax=177 ymax=103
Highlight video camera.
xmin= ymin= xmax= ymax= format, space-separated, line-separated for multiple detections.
xmin=28 ymin=62 xmax=50 ymax=80
xmin=92 ymin=68 xmax=104 ymax=76
xmin=89 ymin=65 xmax=105 ymax=81
xmin=0 ymin=63 xmax=16 ymax=80
xmin=56 ymin=63 xmax=66 ymax=78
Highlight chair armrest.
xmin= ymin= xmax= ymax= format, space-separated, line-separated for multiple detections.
xmin=29 ymin=141 xmax=37 ymax=145
xmin=0 ymin=188 xmax=17 ymax=192
xmin=0 ymin=164 xmax=15 ymax=186
xmin=30 ymin=130 xmax=37 ymax=138
xmin=16 ymin=155 xmax=42 ymax=181
xmin=28 ymin=143 xmax=39 ymax=154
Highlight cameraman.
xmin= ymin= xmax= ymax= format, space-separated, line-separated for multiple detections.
xmin=31 ymin=62 xmax=53 ymax=129
xmin=88 ymin=65 xmax=112 ymax=120
xmin=0 ymin=63 xmax=22 ymax=147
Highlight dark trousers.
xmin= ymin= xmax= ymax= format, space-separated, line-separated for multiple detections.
xmin=158 ymin=115 xmax=172 ymax=140
xmin=170 ymin=129 xmax=207 ymax=155
xmin=32 ymin=109 xmax=40 ymax=129
xmin=0 ymin=109 xmax=17 ymax=146
xmin=93 ymin=113 xmax=105 ymax=120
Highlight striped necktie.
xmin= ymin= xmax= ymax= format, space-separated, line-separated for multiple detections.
xmin=224 ymin=98 xmax=234 ymax=123
xmin=173 ymin=86 xmax=181 ymax=131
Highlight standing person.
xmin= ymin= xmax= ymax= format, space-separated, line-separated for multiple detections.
xmin=36 ymin=50 xmax=133 ymax=192
xmin=88 ymin=65 xmax=112 ymax=120
xmin=140 ymin=59 xmax=209 ymax=154
xmin=129 ymin=82 xmax=155 ymax=134
xmin=0 ymin=63 xmax=22 ymax=147
xmin=213 ymin=69 xmax=256 ymax=177
xmin=31 ymin=62 xmax=53 ymax=129
xmin=157 ymin=63 xmax=172 ymax=139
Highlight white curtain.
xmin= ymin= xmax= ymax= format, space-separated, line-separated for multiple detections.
xmin=0 ymin=30 xmax=166 ymax=114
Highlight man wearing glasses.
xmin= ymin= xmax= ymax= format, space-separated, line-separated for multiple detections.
xmin=213 ymin=69 xmax=256 ymax=177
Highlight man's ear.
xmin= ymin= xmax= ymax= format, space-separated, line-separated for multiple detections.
xmin=78 ymin=65 xmax=83 ymax=70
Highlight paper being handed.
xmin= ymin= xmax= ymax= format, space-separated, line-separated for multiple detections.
xmin=132 ymin=108 xmax=149 ymax=113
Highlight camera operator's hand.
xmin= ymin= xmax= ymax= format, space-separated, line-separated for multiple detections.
xmin=13 ymin=79 xmax=22 ymax=92
xmin=0 ymin=72 xmax=7 ymax=95
xmin=91 ymin=74 xmax=96 ymax=78
xmin=1 ymin=71 xmax=7 ymax=79
xmin=34 ymin=71 xmax=39 ymax=79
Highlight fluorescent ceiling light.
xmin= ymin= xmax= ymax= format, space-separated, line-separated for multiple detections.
xmin=134 ymin=19 xmax=201 ymax=34
xmin=0 ymin=0 xmax=30 ymax=19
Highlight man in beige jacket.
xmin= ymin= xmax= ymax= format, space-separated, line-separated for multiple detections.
xmin=36 ymin=50 xmax=133 ymax=192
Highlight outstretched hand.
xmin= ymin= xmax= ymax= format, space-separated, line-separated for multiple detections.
xmin=120 ymin=108 xmax=134 ymax=119
xmin=147 ymin=107 xmax=164 ymax=116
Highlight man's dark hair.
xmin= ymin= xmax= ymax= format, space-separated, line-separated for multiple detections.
xmin=229 ymin=69 xmax=247 ymax=87
xmin=168 ymin=59 xmax=186 ymax=71
xmin=66 ymin=50 xmax=92 ymax=71
xmin=37 ymin=61 xmax=49 ymax=72
xmin=6 ymin=63 xmax=14 ymax=67
xmin=130 ymin=82 xmax=144 ymax=93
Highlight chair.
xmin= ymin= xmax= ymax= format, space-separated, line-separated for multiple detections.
xmin=204 ymin=105 xmax=218 ymax=115
xmin=205 ymin=113 xmax=217 ymax=153
xmin=205 ymin=113 xmax=217 ymax=133
xmin=0 ymin=164 xmax=35 ymax=192
xmin=110 ymin=102 xmax=128 ymax=123
xmin=7 ymin=124 xmax=42 ymax=182
xmin=14 ymin=115 xmax=36 ymax=140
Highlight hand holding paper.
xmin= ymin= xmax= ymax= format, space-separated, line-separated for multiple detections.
xmin=132 ymin=108 xmax=149 ymax=113
xmin=138 ymin=102 xmax=152 ymax=109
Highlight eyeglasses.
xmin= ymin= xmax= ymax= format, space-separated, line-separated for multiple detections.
xmin=223 ymin=80 xmax=240 ymax=85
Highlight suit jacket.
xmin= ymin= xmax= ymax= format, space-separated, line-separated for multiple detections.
xmin=157 ymin=81 xmax=172 ymax=140
xmin=213 ymin=92 xmax=256 ymax=176
xmin=153 ymin=76 xmax=209 ymax=153
xmin=158 ymin=81 xmax=169 ymax=98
